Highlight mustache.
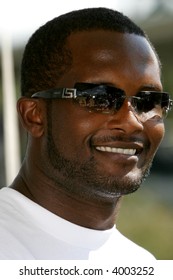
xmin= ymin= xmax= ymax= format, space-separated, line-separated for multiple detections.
xmin=91 ymin=134 xmax=148 ymax=146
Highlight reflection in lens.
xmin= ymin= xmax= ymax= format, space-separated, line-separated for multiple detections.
xmin=75 ymin=84 xmax=172 ymax=119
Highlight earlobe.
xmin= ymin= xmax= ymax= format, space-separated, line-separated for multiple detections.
xmin=17 ymin=97 xmax=45 ymax=138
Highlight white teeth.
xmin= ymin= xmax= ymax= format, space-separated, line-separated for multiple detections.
xmin=96 ymin=146 xmax=136 ymax=155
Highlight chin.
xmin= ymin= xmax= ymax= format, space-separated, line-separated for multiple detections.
xmin=94 ymin=165 xmax=151 ymax=200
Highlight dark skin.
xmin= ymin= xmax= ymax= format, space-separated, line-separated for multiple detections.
xmin=11 ymin=31 xmax=164 ymax=230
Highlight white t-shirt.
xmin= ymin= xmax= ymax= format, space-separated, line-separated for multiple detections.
xmin=0 ymin=187 xmax=155 ymax=260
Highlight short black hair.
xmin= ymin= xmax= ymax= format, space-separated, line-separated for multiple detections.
xmin=21 ymin=7 xmax=148 ymax=97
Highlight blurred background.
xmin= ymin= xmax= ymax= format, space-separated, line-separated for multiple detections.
xmin=0 ymin=0 xmax=173 ymax=259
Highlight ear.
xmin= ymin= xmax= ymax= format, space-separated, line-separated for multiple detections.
xmin=17 ymin=97 xmax=45 ymax=138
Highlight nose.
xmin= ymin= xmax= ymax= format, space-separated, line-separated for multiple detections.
xmin=107 ymin=99 xmax=144 ymax=134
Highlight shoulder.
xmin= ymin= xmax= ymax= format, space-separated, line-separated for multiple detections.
xmin=111 ymin=227 xmax=156 ymax=261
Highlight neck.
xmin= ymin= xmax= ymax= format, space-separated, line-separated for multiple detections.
xmin=11 ymin=163 xmax=122 ymax=230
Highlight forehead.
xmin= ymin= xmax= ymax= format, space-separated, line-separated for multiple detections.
xmin=67 ymin=30 xmax=158 ymax=63
xmin=59 ymin=30 xmax=160 ymax=88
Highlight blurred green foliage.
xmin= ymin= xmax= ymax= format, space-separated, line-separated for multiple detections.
xmin=117 ymin=185 xmax=173 ymax=260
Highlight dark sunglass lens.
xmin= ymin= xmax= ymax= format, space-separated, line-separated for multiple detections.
xmin=131 ymin=98 xmax=144 ymax=113
xmin=88 ymin=85 xmax=111 ymax=110
xmin=136 ymin=92 xmax=163 ymax=113
xmin=106 ymin=87 xmax=125 ymax=111
xmin=75 ymin=83 xmax=125 ymax=112
xmin=75 ymin=83 xmax=98 ymax=91
xmin=161 ymin=93 xmax=170 ymax=108
xmin=94 ymin=95 xmax=110 ymax=110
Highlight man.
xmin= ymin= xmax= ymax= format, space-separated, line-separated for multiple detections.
xmin=0 ymin=7 xmax=172 ymax=260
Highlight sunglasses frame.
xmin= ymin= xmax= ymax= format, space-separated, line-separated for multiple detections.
xmin=31 ymin=83 xmax=173 ymax=117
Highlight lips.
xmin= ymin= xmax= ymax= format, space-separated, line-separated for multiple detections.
xmin=95 ymin=146 xmax=136 ymax=155
xmin=91 ymin=134 xmax=145 ymax=158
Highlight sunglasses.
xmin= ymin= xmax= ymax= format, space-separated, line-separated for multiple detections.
xmin=31 ymin=83 xmax=173 ymax=120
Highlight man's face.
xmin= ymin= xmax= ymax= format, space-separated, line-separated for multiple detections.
xmin=43 ymin=31 xmax=164 ymax=202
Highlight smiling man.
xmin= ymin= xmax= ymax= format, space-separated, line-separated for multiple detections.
xmin=0 ymin=7 xmax=172 ymax=260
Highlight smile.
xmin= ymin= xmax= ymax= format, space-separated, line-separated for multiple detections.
xmin=95 ymin=146 xmax=136 ymax=155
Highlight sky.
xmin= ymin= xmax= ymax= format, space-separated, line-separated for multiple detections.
xmin=0 ymin=0 xmax=157 ymax=45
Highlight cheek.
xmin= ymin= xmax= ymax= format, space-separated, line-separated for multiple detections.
xmin=50 ymin=104 xmax=98 ymax=157
xmin=146 ymin=121 xmax=165 ymax=151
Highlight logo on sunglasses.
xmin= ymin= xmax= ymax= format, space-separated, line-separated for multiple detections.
xmin=62 ymin=88 xmax=76 ymax=98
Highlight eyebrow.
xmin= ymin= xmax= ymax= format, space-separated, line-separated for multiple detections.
xmin=138 ymin=84 xmax=163 ymax=92
xmin=85 ymin=81 xmax=163 ymax=93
